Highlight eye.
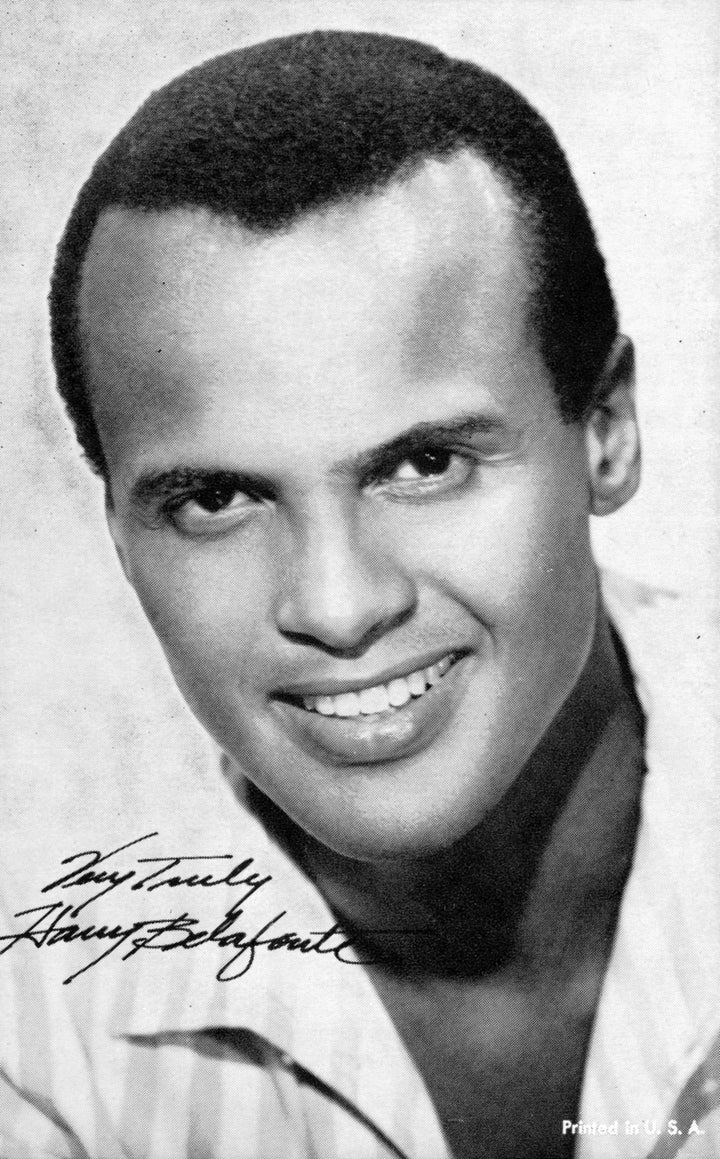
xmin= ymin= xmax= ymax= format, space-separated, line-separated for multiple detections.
xmin=393 ymin=448 xmax=455 ymax=480
xmin=166 ymin=483 xmax=259 ymax=537
xmin=375 ymin=446 xmax=474 ymax=498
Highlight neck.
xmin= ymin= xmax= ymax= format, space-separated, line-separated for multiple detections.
xmin=294 ymin=604 xmax=645 ymax=982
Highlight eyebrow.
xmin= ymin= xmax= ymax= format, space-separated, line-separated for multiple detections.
xmin=131 ymin=467 xmax=264 ymax=508
xmin=129 ymin=412 xmax=515 ymax=506
xmin=340 ymin=412 xmax=515 ymax=481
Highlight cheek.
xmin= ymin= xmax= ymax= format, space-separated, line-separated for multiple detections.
xmin=495 ymin=472 xmax=598 ymax=692
xmin=505 ymin=482 xmax=596 ymax=656
xmin=121 ymin=533 xmax=273 ymax=691
xmin=396 ymin=466 xmax=593 ymax=628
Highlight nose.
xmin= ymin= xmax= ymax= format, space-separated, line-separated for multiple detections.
xmin=273 ymin=503 xmax=417 ymax=655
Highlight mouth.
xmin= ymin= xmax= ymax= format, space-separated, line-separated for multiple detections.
xmin=289 ymin=653 xmax=457 ymax=718
xmin=272 ymin=651 xmax=469 ymax=766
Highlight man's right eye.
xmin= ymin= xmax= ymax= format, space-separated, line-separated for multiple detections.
xmin=165 ymin=485 xmax=258 ymax=537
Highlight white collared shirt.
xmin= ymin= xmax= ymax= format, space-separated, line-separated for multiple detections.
xmin=1 ymin=575 xmax=718 ymax=1158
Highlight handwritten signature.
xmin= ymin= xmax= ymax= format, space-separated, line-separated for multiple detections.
xmin=0 ymin=833 xmax=365 ymax=985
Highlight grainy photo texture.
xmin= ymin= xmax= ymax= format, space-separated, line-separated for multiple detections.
xmin=1 ymin=4 xmax=718 ymax=1158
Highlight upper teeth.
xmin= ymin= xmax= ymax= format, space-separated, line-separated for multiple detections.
xmin=301 ymin=655 xmax=455 ymax=717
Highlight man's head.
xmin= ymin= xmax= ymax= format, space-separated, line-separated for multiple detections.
xmin=51 ymin=29 xmax=619 ymax=478
xmin=51 ymin=31 xmax=640 ymax=862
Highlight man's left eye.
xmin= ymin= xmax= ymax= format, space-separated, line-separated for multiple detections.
xmin=374 ymin=447 xmax=474 ymax=497
xmin=368 ymin=442 xmax=475 ymax=498
xmin=393 ymin=448 xmax=455 ymax=480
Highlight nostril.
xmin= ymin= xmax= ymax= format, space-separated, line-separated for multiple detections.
xmin=275 ymin=606 xmax=415 ymax=659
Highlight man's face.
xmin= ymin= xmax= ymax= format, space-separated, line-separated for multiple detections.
xmin=80 ymin=152 xmax=600 ymax=862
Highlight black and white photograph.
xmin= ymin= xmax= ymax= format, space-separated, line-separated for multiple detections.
xmin=1 ymin=3 xmax=718 ymax=1156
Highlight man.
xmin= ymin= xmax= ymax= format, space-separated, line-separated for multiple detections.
xmin=0 ymin=29 xmax=717 ymax=1159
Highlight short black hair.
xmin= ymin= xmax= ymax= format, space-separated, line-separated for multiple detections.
xmin=49 ymin=29 xmax=618 ymax=478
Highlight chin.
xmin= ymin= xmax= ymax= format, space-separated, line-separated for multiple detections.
xmin=261 ymin=762 xmax=507 ymax=865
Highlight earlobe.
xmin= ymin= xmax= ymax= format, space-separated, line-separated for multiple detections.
xmin=585 ymin=335 xmax=641 ymax=517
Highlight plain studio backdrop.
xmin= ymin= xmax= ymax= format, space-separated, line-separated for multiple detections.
xmin=1 ymin=1 xmax=718 ymax=853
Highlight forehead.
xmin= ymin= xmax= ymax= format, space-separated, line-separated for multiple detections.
xmin=79 ymin=150 xmax=532 ymax=350
xmin=78 ymin=152 xmax=548 ymax=476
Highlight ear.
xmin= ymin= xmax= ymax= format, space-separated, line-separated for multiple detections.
xmin=584 ymin=335 xmax=641 ymax=517
xmin=105 ymin=488 xmax=133 ymax=584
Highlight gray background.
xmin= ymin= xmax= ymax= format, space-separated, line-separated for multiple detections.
xmin=2 ymin=0 xmax=718 ymax=850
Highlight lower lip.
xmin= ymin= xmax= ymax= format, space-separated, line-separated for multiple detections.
xmin=271 ymin=655 xmax=471 ymax=767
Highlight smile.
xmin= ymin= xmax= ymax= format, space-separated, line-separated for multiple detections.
xmin=299 ymin=654 xmax=457 ymax=717
xmin=274 ymin=650 xmax=471 ymax=766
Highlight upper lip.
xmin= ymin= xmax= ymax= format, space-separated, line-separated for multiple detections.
xmin=275 ymin=647 xmax=466 ymax=701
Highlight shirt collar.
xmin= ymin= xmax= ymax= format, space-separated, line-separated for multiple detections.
xmin=107 ymin=768 xmax=445 ymax=1156
xmin=579 ymin=574 xmax=720 ymax=1140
